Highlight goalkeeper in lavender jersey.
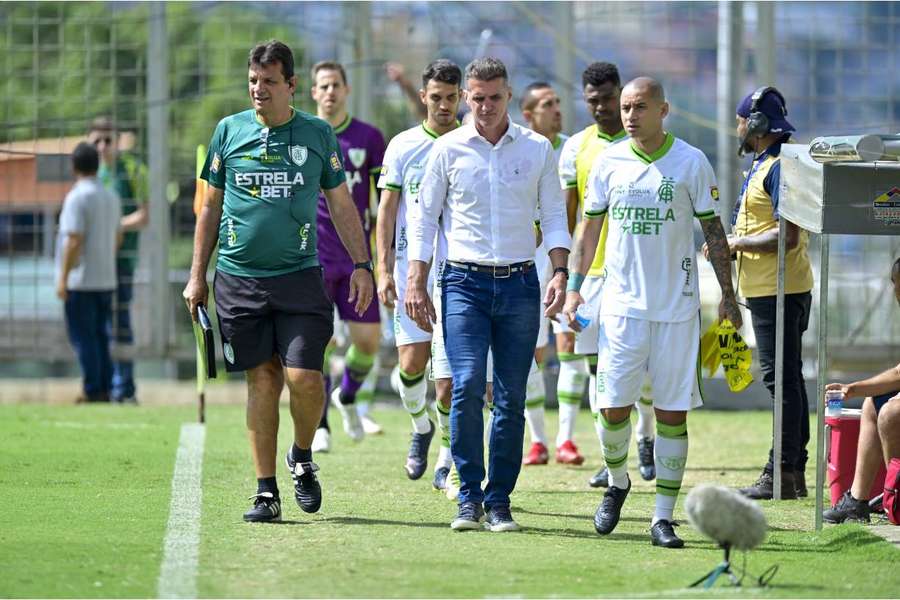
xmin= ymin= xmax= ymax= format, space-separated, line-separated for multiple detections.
xmin=563 ymin=77 xmax=741 ymax=548
xmin=376 ymin=59 xmax=463 ymax=487
xmin=310 ymin=61 xmax=387 ymax=446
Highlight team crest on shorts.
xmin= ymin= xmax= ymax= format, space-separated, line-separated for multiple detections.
xmin=289 ymin=145 xmax=308 ymax=167
xmin=348 ymin=148 xmax=367 ymax=169
xmin=223 ymin=342 xmax=235 ymax=364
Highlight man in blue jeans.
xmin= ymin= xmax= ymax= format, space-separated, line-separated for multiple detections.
xmin=406 ymin=57 xmax=571 ymax=532
xmin=56 ymin=142 xmax=122 ymax=403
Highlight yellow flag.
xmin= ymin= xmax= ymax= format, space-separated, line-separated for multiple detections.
xmin=700 ymin=319 xmax=754 ymax=392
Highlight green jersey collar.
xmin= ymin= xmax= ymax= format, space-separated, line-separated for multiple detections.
xmin=254 ymin=107 xmax=296 ymax=129
xmin=630 ymin=132 xmax=674 ymax=164
xmin=597 ymin=128 xmax=627 ymax=143
xmin=333 ymin=114 xmax=352 ymax=134
xmin=421 ymin=120 xmax=461 ymax=139
xmin=551 ymin=135 xmax=564 ymax=150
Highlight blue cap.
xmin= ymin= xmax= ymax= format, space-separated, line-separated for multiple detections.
xmin=736 ymin=89 xmax=795 ymax=134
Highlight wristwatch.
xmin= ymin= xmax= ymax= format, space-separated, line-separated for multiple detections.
xmin=553 ymin=266 xmax=569 ymax=279
xmin=354 ymin=261 xmax=373 ymax=273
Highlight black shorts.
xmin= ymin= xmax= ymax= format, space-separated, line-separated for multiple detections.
xmin=874 ymin=391 xmax=899 ymax=414
xmin=213 ymin=267 xmax=333 ymax=372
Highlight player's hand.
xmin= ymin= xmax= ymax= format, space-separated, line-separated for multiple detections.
xmin=182 ymin=276 xmax=209 ymax=321
xmin=543 ymin=272 xmax=566 ymax=318
xmin=404 ymin=279 xmax=436 ymax=333
xmin=56 ymin=278 xmax=67 ymax=302
xmin=719 ymin=296 xmax=743 ymax=330
xmin=377 ymin=271 xmax=397 ymax=309
xmin=562 ymin=291 xmax=585 ymax=332
xmin=349 ymin=268 xmax=374 ymax=317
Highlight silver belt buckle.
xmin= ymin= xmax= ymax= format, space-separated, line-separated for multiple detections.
xmin=493 ymin=264 xmax=511 ymax=278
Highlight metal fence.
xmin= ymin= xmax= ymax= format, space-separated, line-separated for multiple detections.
xmin=1 ymin=1 xmax=898 ymax=371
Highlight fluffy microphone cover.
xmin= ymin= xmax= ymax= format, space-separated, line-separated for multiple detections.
xmin=685 ymin=484 xmax=767 ymax=551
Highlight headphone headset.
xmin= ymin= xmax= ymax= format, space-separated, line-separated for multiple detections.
xmin=739 ymin=86 xmax=787 ymax=156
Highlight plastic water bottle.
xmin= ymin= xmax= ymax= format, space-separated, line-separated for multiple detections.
xmin=557 ymin=304 xmax=593 ymax=330
xmin=825 ymin=390 xmax=844 ymax=417
xmin=574 ymin=304 xmax=592 ymax=330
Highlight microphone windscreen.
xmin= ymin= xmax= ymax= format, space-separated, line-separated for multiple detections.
xmin=685 ymin=484 xmax=767 ymax=551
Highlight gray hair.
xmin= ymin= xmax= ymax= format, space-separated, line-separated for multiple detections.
xmin=465 ymin=57 xmax=508 ymax=86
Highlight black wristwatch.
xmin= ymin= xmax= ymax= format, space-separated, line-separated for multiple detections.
xmin=553 ymin=266 xmax=569 ymax=279
xmin=354 ymin=261 xmax=373 ymax=273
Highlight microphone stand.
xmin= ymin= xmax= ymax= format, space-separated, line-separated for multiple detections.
xmin=689 ymin=543 xmax=740 ymax=589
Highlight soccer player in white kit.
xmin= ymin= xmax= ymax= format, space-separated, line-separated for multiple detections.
xmin=563 ymin=77 xmax=741 ymax=548
xmin=559 ymin=62 xmax=656 ymax=488
xmin=376 ymin=59 xmax=462 ymax=486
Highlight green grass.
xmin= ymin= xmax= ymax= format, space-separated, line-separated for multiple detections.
xmin=1 ymin=403 xmax=898 ymax=598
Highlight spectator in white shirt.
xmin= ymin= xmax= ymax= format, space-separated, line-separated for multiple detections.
xmin=405 ymin=57 xmax=571 ymax=532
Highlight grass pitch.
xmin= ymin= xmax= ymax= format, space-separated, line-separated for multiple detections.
xmin=1 ymin=402 xmax=898 ymax=598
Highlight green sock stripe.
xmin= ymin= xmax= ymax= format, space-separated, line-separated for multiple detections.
xmin=525 ymin=397 xmax=545 ymax=408
xmin=638 ymin=396 xmax=653 ymax=406
xmin=441 ymin=437 xmax=451 ymax=448
xmin=605 ymin=454 xmax=628 ymax=468
xmin=346 ymin=344 xmax=376 ymax=370
xmin=656 ymin=478 xmax=682 ymax=497
xmin=600 ymin=413 xmax=630 ymax=431
xmin=558 ymin=352 xmax=581 ymax=362
xmin=436 ymin=403 xmax=450 ymax=416
xmin=399 ymin=367 xmax=427 ymax=387
xmin=410 ymin=406 xmax=428 ymax=418
xmin=557 ymin=391 xmax=583 ymax=404
xmin=587 ymin=354 xmax=598 ymax=366
xmin=657 ymin=421 xmax=687 ymax=438
xmin=356 ymin=390 xmax=374 ymax=402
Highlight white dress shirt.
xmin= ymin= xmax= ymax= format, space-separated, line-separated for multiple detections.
xmin=407 ymin=119 xmax=570 ymax=266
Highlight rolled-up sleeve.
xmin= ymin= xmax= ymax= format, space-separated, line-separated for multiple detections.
xmin=537 ymin=144 xmax=571 ymax=252
xmin=406 ymin=143 xmax=447 ymax=262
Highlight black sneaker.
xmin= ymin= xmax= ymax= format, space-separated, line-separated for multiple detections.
xmin=650 ymin=519 xmax=684 ymax=548
xmin=638 ymin=437 xmax=656 ymax=481
xmin=738 ymin=469 xmax=798 ymax=500
xmin=589 ymin=467 xmax=609 ymax=488
xmin=405 ymin=421 xmax=435 ymax=480
xmin=823 ymin=490 xmax=871 ymax=524
xmin=243 ymin=492 xmax=281 ymax=523
xmin=485 ymin=505 xmax=521 ymax=532
xmin=285 ymin=453 xmax=322 ymax=513
xmin=594 ymin=476 xmax=631 ymax=535
xmin=432 ymin=466 xmax=450 ymax=491
xmin=450 ymin=502 xmax=485 ymax=531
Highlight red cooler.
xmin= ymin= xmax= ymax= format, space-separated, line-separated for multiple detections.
xmin=825 ymin=408 xmax=888 ymax=505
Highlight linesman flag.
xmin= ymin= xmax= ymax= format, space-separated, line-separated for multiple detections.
xmin=194 ymin=144 xmax=207 ymax=215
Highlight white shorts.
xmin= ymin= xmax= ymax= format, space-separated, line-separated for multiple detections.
xmin=573 ymin=275 xmax=604 ymax=355
xmin=430 ymin=277 xmax=493 ymax=382
xmin=393 ymin=256 xmax=434 ymax=347
xmin=596 ymin=314 xmax=701 ymax=411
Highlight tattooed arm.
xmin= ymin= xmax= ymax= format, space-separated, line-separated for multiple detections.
xmin=700 ymin=217 xmax=742 ymax=329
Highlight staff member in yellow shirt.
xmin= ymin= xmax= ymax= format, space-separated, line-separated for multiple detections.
xmin=725 ymin=87 xmax=814 ymax=500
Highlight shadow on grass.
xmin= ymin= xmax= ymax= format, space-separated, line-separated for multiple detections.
xmin=318 ymin=515 xmax=448 ymax=529
xmin=754 ymin=528 xmax=884 ymax=554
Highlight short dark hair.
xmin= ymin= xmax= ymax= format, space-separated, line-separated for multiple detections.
xmin=519 ymin=81 xmax=552 ymax=112
xmin=72 ymin=141 xmax=99 ymax=175
xmin=422 ymin=59 xmax=462 ymax=89
xmin=892 ymin=257 xmax=900 ymax=280
xmin=311 ymin=60 xmax=347 ymax=85
xmin=582 ymin=62 xmax=621 ymax=89
xmin=465 ymin=57 xmax=508 ymax=86
xmin=248 ymin=40 xmax=295 ymax=81
xmin=88 ymin=115 xmax=115 ymax=134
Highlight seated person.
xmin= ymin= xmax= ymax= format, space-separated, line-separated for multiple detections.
xmin=823 ymin=257 xmax=900 ymax=523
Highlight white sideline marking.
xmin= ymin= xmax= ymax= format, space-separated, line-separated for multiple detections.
xmin=157 ymin=423 xmax=206 ymax=599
